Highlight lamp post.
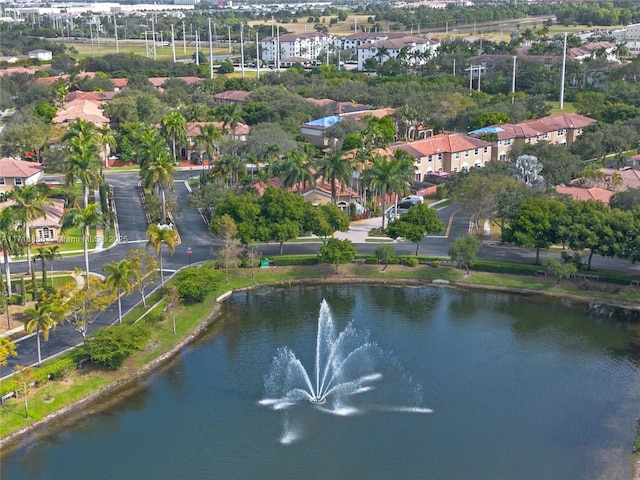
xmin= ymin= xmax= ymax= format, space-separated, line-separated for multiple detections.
xmin=187 ymin=247 xmax=192 ymax=266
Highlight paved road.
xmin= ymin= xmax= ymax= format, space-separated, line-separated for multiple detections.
xmin=2 ymin=170 xmax=639 ymax=378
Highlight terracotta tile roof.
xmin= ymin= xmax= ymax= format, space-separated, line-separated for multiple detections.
xmin=111 ymin=78 xmax=128 ymax=88
xmin=185 ymin=121 xmax=250 ymax=138
xmin=306 ymin=98 xmax=372 ymax=115
xmin=356 ymin=35 xmax=435 ymax=49
xmin=599 ymin=167 xmax=640 ymax=190
xmin=490 ymin=113 xmax=596 ymax=140
xmin=393 ymin=133 xmax=492 ymax=156
xmin=52 ymin=99 xmax=109 ymax=125
xmin=555 ymin=186 xmax=613 ymax=204
xmin=65 ymin=90 xmax=119 ymax=102
xmin=0 ymin=67 xmax=39 ymax=76
xmin=0 ymin=158 xmax=44 ymax=178
xmin=148 ymin=76 xmax=204 ymax=87
xmin=213 ymin=90 xmax=251 ymax=102
xmin=0 ymin=198 xmax=64 ymax=228
xmin=342 ymin=107 xmax=396 ymax=120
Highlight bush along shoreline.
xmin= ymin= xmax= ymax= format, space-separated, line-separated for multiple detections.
xmin=1 ymin=261 xmax=639 ymax=466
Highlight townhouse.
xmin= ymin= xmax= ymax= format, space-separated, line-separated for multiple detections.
xmin=260 ymin=32 xmax=333 ymax=64
xmin=357 ymin=36 xmax=439 ymax=71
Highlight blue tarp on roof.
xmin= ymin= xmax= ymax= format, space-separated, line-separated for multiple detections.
xmin=468 ymin=126 xmax=505 ymax=135
xmin=305 ymin=116 xmax=343 ymax=128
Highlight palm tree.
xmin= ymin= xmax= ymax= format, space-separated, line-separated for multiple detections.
xmin=61 ymin=204 xmax=106 ymax=285
xmin=103 ymin=259 xmax=136 ymax=325
xmin=215 ymin=103 xmax=244 ymax=138
xmin=0 ymin=208 xmax=25 ymax=297
xmin=97 ymin=124 xmax=117 ymax=172
xmin=211 ymin=154 xmax=243 ymax=186
xmin=315 ymin=152 xmax=353 ymax=204
xmin=376 ymin=46 xmax=389 ymax=66
xmin=62 ymin=119 xmax=102 ymax=209
xmin=160 ymin=111 xmax=187 ymax=163
xmin=23 ymin=304 xmax=56 ymax=366
xmin=280 ymin=151 xmax=314 ymax=194
xmin=146 ymin=223 xmax=177 ymax=287
xmin=34 ymin=246 xmax=61 ymax=289
xmin=140 ymin=150 xmax=176 ymax=224
xmin=195 ymin=123 xmax=225 ymax=171
xmin=135 ymin=128 xmax=168 ymax=171
xmin=9 ymin=183 xmax=51 ymax=275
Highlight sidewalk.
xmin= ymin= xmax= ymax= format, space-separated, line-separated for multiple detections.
xmin=335 ymin=217 xmax=388 ymax=243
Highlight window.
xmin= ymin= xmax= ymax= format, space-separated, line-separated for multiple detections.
xmin=438 ymin=153 xmax=442 ymax=161
xmin=428 ymin=155 xmax=432 ymax=162
xmin=505 ymin=139 xmax=512 ymax=145
xmin=14 ymin=178 xmax=23 ymax=186
xmin=415 ymin=173 xmax=421 ymax=182
xmin=453 ymin=167 xmax=458 ymax=172
xmin=464 ymin=151 xmax=469 ymax=158
xmin=543 ymin=133 xmax=549 ymax=139
xmin=474 ymin=148 xmax=479 ymax=155
xmin=483 ymin=146 xmax=488 ymax=153
xmin=454 ymin=153 xmax=460 ymax=159
xmin=415 ymin=158 xmax=421 ymax=165
xmin=557 ymin=129 xmax=565 ymax=136
xmin=499 ymin=154 xmax=507 ymax=161
xmin=0 ymin=178 xmax=4 ymax=186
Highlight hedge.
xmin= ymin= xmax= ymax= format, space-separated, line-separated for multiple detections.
xmin=0 ymin=357 xmax=78 ymax=398
xmin=471 ymin=260 xmax=541 ymax=276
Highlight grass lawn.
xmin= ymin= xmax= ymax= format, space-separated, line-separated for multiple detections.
xmin=547 ymin=101 xmax=577 ymax=114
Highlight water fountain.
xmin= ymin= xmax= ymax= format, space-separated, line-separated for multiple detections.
xmin=261 ymin=300 xmax=431 ymax=441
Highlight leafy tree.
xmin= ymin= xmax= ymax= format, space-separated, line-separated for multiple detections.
xmin=196 ymin=123 xmax=225 ymax=170
xmin=61 ymin=204 xmax=107 ymax=284
xmin=146 ymin=223 xmax=177 ymax=287
xmin=504 ymin=198 xmax=566 ymax=265
xmin=319 ymin=237 xmax=356 ymax=273
xmin=164 ymin=285 xmax=182 ymax=335
xmin=83 ymin=325 xmax=151 ymax=370
xmin=23 ymin=304 xmax=56 ymax=366
xmin=126 ymin=249 xmax=159 ymax=307
xmin=103 ymin=259 xmax=136 ymax=325
xmin=65 ymin=275 xmax=114 ymax=343
xmin=259 ymin=187 xmax=307 ymax=254
xmin=215 ymin=103 xmax=244 ymax=137
xmin=469 ymin=111 xmax=510 ymax=131
xmin=375 ymin=244 xmax=396 ymax=271
xmin=160 ymin=111 xmax=187 ymax=163
xmin=0 ymin=208 xmax=25 ymax=296
xmin=386 ymin=203 xmax=445 ymax=255
xmin=280 ymin=151 xmax=315 ymax=194
xmin=34 ymin=102 xmax=57 ymax=123
xmin=304 ymin=203 xmax=350 ymax=244
xmin=448 ymin=235 xmax=480 ymax=274
xmin=361 ymin=115 xmax=396 ymax=147
xmin=519 ymin=142 xmax=581 ymax=187
xmin=211 ymin=214 xmax=244 ymax=283
xmin=33 ymin=246 xmax=61 ymax=290
xmin=542 ymin=257 xmax=577 ymax=285
xmin=172 ymin=265 xmax=221 ymax=303
xmin=12 ymin=366 xmax=36 ymax=418
xmin=611 ymin=188 xmax=640 ymax=211
xmin=0 ymin=116 xmax=53 ymax=163
xmin=0 ymin=337 xmax=17 ymax=366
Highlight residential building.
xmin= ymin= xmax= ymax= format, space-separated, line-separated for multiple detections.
xmin=0 ymin=158 xmax=45 ymax=196
xmin=470 ymin=113 xmax=596 ymax=162
xmin=612 ymin=23 xmax=640 ymax=56
xmin=0 ymin=198 xmax=65 ymax=243
xmin=393 ymin=133 xmax=493 ymax=180
xmin=52 ymin=99 xmax=109 ymax=126
xmin=28 ymin=49 xmax=52 ymax=61
xmin=555 ymin=186 xmax=614 ymax=204
xmin=261 ymin=32 xmax=333 ymax=64
xmin=212 ymin=90 xmax=251 ymax=105
xmin=357 ymin=36 xmax=439 ymax=71
xmin=181 ymin=121 xmax=251 ymax=159
xmin=568 ymin=42 xmax=618 ymax=63
xmin=337 ymin=32 xmax=408 ymax=56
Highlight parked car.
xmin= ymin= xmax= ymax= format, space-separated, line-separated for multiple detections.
xmin=190 ymin=152 xmax=203 ymax=165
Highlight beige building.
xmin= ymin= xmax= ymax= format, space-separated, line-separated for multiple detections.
xmin=471 ymin=113 xmax=596 ymax=162
xmin=393 ymin=133 xmax=493 ymax=180
xmin=0 ymin=198 xmax=65 ymax=243
xmin=0 ymin=158 xmax=45 ymax=196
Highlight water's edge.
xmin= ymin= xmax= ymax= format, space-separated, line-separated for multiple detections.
xmin=1 ymin=278 xmax=638 ymax=477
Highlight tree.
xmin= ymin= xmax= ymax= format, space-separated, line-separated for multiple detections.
xmin=258 ymin=187 xmax=307 ymax=254
xmin=61 ymin=204 xmax=106 ymax=285
xmin=315 ymin=152 xmax=353 ymax=204
xmin=103 ymin=259 xmax=136 ymax=325
xmin=33 ymin=246 xmax=61 ymax=290
xmin=215 ymin=103 xmax=244 ymax=137
xmin=211 ymin=214 xmax=244 ymax=283
xmin=9 ymin=183 xmax=51 ymax=275
xmin=23 ymin=304 xmax=56 ymax=366
xmin=164 ymin=285 xmax=182 ymax=335
xmin=280 ymin=151 xmax=315 ymax=194
xmin=386 ymin=203 xmax=445 ymax=255
xmin=146 ymin=223 xmax=178 ymax=287
xmin=0 ymin=337 xmax=17 ymax=366
xmin=66 ymin=275 xmax=113 ymax=343
xmin=319 ymin=238 xmax=356 ymax=273
xmin=160 ymin=111 xmax=187 ymax=163
xmin=304 ymin=203 xmax=350 ymax=244
xmin=448 ymin=235 xmax=481 ymax=274
xmin=62 ymin=118 xmax=102 ymax=208
xmin=97 ymin=124 xmax=117 ymax=171
xmin=13 ymin=365 xmax=36 ymax=419
xmin=0 ymin=204 xmax=25 ymax=297
xmin=375 ymin=244 xmax=396 ymax=271
xmin=140 ymin=149 xmax=176 ymax=224
xmin=195 ymin=123 xmax=225 ymax=170
xmin=542 ymin=257 xmax=577 ymax=285
xmin=505 ymin=198 xmax=566 ymax=265
xmin=126 ymin=249 xmax=159 ymax=307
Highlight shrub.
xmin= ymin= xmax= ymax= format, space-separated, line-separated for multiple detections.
xmin=431 ymin=260 xmax=441 ymax=268
xmin=268 ymin=255 xmax=319 ymax=266
xmin=401 ymin=257 xmax=419 ymax=267
xmin=40 ymin=357 xmax=76 ymax=380
xmin=82 ymin=325 xmax=151 ymax=370
xmin=173 ymin=265 xmax=221 ymax=303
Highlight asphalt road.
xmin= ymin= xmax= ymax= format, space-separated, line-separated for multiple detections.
xmin=1 ymin=170 xmax=639 ymax=378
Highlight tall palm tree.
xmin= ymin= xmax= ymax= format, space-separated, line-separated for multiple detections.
xmin=160 ymin=111 xmax=187 ymax=163
xmin=146 ymin=223 xmax=177 ymax=287
xmin=195 ymin=123 xmax=225 ymax=171
xmin=103 ymin=259 xmax=135 ymax=325
xmin=9 ymin=183 xmax=51 ymax=275
xmin=62 ymin=119 xmax=102 ymax=209
xmin=0 ymin=208 xmax=25 ymax=297
xmin=23 ymin=304 xmax=56 ymax=366
xmin=280 ymin=151 xmax=314 ymax=194
xmin=376 ymin=46 xmax=389 ymax=66
xmin=140 ymin=150 xmax=176 ymax=224
xmin=315 ymin=152 xmax=353 ymax=204
xmin=135 ymin=128 xmax=167 ymax=170
xmin=97 ymin=124 xmax=117 ymax=172
xmin=61 ymin=203 xmax=106 ymax=285
xmin=215 ymin=103 xmax=244 ymax=138
xmin=34 ymin=246 xmax=61 ymax=289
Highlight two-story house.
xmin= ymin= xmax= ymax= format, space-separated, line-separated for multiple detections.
xmin=393 ymin=134 xmax=493 ymax=180
xmin=470 ymin=113 xmax=596 ymax=162
xmin=0 ymin=158 xmax=45 ymax=197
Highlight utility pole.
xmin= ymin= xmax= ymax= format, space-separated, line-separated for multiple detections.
xmin=256 ymin=32 xmax=260 ymax=79
xmin=511 ymin=55 xmax=517 ymax=104
xmin=240 ymin=23 xmax=245 ymax=78
xmin=559 ymin=32 xmax=567 ymax=110
xmin=208 ymin=19 xmax=214 ymax=80
xmin=228 ymin=26 xmax=232 ymax=53
xmin=114 ymin=15 xmax=119 ymax=54
xmin=183 ymin=21 xmax=186 ymax=54
xmin=171 ymin=24 xmax=176 ymax=63
xmin=195 ymin=30 xmax=199 ymax=66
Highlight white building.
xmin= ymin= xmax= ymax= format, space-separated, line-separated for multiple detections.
xmin=336 ymin=32 xmax=409 ymax=56
xmin=261 ymin=32 xmax=334 ymax=65
xmin=28 ymin=49 xmax=52 ymax=61
xmin=611 ymin=23 xmax=640 ymax=56
xmin=357 ymin=36 xmax=439 ymax=71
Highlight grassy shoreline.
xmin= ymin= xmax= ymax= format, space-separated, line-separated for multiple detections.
xmin=1 ymin=263 xmax=639 ymax=459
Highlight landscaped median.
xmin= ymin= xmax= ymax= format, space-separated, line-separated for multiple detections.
xmin=1 ymin=258 xmax=639 ymax=455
